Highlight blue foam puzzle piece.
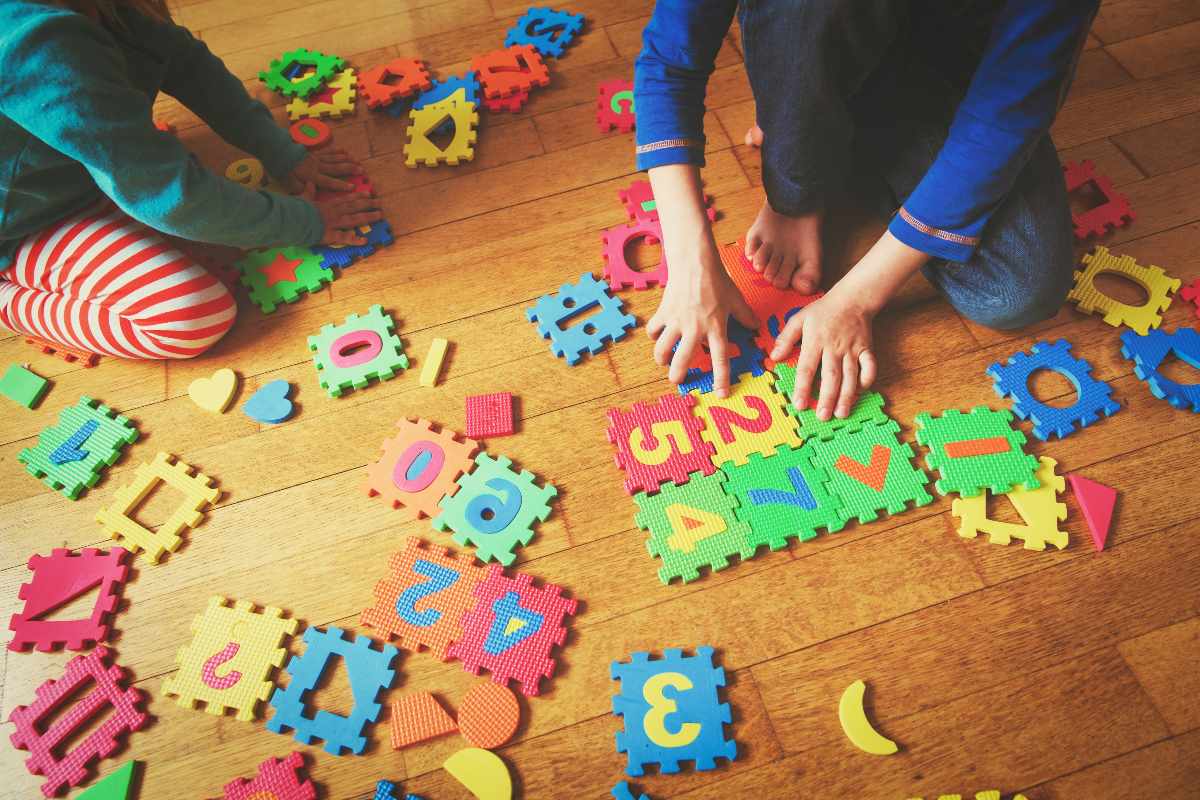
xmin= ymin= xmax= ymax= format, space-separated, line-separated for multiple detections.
xmin=526 ymin=272 xmax=636 ymax=365
xmin=360 ymin=781 xmax=422 ymax=800
xmin=610 ymin=646 xmax=737 ymax=777
xmin=242 ymin=379 xmax=295 ymax=424
xmin=313 ymin=220 xmax=394 ymax=270
xmin=611 ymin=782 xmax=651 ymax=800
xmin=675 ymin=316 xmax=765 ymax=396
xmin=1120 ymin=328 xmax=1200 ymax=412
xmin=987 ymin=339 xmax=1122 ymax=441
xmin=266 ymin=626 xmax=398 ymax=755
xmin=412 ymin=73 xmax=481 ymax=134
xmin=505 ymin=7 xmax=585 ymax=58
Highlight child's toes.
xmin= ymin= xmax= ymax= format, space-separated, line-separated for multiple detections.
xmin=791 ymin=260 xmax=822 ymax=294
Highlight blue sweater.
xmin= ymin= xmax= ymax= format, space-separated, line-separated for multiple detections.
xmin=634 ymin=0 xmax=1098 ymax=262
xmin=0 ymin=1 xmax=323 ymax=270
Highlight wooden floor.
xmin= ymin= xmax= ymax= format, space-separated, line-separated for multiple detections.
xmin=3 ymin=0 xmax=1200 ymax=798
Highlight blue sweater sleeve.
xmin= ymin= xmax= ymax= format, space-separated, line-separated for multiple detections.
xmin=633 ymin=0 xmax=738 ymax=172
xmin=0 ymin=10 xmax=323 ymax=250
xmin=889 ymin=0 xmax=1098 ymax=261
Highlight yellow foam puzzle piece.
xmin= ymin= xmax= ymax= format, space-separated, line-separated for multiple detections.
xmin=162 ymin=596 xmax=298 ymax=722
xmin=1067 ymin=246 xmax=1180 ymax=335
xmin=444 ymin=748 xmax=512 ymax=800
xmin=94 ymin=452 xmax=221 ymax=564
xmin=187 ymin=368 xmax=236 ymax=413
xmin=952 ymin=456 xmax=1067 ymax=551
xmin=691 ymin=371 xmax=802 ymax=468
xmin=838 ymin=679 xmax=898 ymax=755
xmin=286 ymin=68 xmax=357 ymax=120
xmin=404 ymin=101 xmax=479 ymax=167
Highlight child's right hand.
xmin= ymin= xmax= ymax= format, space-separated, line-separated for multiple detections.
xmin=299 ymin=185 xmax=383 ymax=246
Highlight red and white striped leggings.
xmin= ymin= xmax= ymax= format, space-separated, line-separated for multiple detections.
xmin=0 ymin=199 xmax=236 ymax=359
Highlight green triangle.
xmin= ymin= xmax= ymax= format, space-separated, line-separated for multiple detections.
xmin=78 ymin=761 xmax=137 ymax=800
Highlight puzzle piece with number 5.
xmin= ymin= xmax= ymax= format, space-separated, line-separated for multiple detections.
xmin=607 ymin=392 xmax=716 ymax=495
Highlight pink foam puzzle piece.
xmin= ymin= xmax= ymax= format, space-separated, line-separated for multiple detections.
xmin=1067 ymin=474 xmax=1116 ymax=552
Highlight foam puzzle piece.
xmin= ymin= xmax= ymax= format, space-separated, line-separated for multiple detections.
xmin=259 ymin=48 xmax=345 ymax=99
xmin=951 ymin=457 xmax=1068 ymax=550
xmin=162 ymin=596 xmax=299 ymax=722
xmin=465 ymin=392 xmax=515 ymax=438
xmin=389 ymin=692 xmax=458 ymax=749
xmin=914 ymin=407 xmax=1040 ymax=496
xmin=314 ymin=171 xmax=377 ymax=203
xmin=225 ymin=158 xmax=267 ymax=190
xmin=1062 ymin=159 xmax=1138 ymax=239
xmin=313 ymin=219 xmax=393 ymax=267
xmin=691 ymin=371 xmax=802 ymax=468
xmin=1120 ymin=327 xmax=1200 ymax=412
xmin=602 ymin=219 xmax=667 ymax=290
xmin=606 ymin=392 xmax=717 ymax=495
xmin=611 ymin=647 xmax=737 ymax=777
xmin=443 ymin=748 xmax=512 ymax=800
xmin=526 ymin=272 xmax=636 ymax=365
xmin=1067 ymin=246 xmax=1180 ymax=334
xmin=76 ymin=760 xmax=137 ymax=800
xmin=25 ymin=335 xmax=99 ymax=367
xmin=618 ymin=179 xmax=714 ymax=225
xmin=434 ymin=452 xmax=557 ymax=565
xmin=211 ymin=751 xmax=315 ymax=800
xmin=360 ymin=536 xmax=487 ymax=659
xmin=472 ymin=45 xmax=551 ymax=99
xmin=362 ymin=419 xmax=479 ymax=520
xmin=809 ymin=419 xmax=933 ymax=525
xmin=483 ymin=87 xmax=529 ymax=113
xmin=774 ymin=364 xmax=890 ymax=440
xmin=1181 ymin=279 xmax=1200 ymax=319
xmin=716 ymin=239 xmax=823 ymax=367
xmin=458 ymin=681 xmax=521 ymax=749
xmin=8 ymin=646 xmax=148 ymax=798
xmin=357 ymin=57 xmax=433 ymax=109
xmin=412 ymin=72 xmax=481 ymax=134
xmin=188 ymin=368 xmax=237 ymax=413
xmin=405 ymin=102 xmax=479 ymax=167
xmin=1067 ymin=474 xmax=1116 ymax=552
xmin=18 ymin=396 xmax=138 ymax=499
xmin=506 ymin=7 xmax=585 ymax=57
xmin=290 ymin=118 xmax=331 ymax=148
xmin=267 ymin=625 xmax=399 ymax=755
xmin=421 ymin=338 xmax=449 ymax=387
xmin=676 ymin=316 xmax=765 ymax=396
xmin=722 ymin=444 xmax=845 ymax=550
xmin=94 ymin=452 xmax=221 ymax=565
xmin=50 ymin=420 xmax=98 ymax=464
xmin=838 ymin=679 xmax=897 ymax=756
xmin=1 ymin=363 xmax=49 ymax=408
xmin=611 ymin=783 xmax=652 ymax=800
xmin=235 ymin=246 xmax=332 ymax=313
xmin=308 ymin=304 xmax=409 ymax=397
xmin=361 ymin=781 xmax=423 ymax=800
xmin=287 ymin=67 xmax=356 ymax=119
xmin=634 ymin=469 xmax=754 ymax=584
xmin=597 ymin=78 xmax=635 ymax=132
xmin=9 ymin=547 xmax=129 ymax=652
xmin=448 ymin=566 xmax=577 ymax=696
xmin=988 ymin=339 xmax=1122 ymax=441
xmin=184 ymin=248 xmax=240 ymax=294
xmin=242 ymin=379 xmax=294 ymax=424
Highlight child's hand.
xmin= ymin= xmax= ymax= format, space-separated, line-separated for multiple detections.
xmin=299 ymin=185 xmax=382 ymax=246
xmin=282 ymin=150 xmax=363 ymax=195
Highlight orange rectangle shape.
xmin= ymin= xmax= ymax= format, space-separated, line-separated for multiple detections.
xmin=945 ymin=436 xmax=1011 ymax=458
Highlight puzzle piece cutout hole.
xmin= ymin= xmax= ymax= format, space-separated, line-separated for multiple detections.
xmin=1026 ymin=368 xmax=1081 ymax=410
xmin=1068 ymin=178 xmax=1114 ymax=217
xmin=424 ymin=116 xmax=459 ymax=152
xmin=26 ymin=582 xmax=105 ymax=625
xmin=1091 ymin=271 xmax=1151 ymax=307
xmin=1154 ymin=350 xmax=1200 ymax=386
xmin=301 ymin=653 xmax=355 ymax=719
xmin=624 ymin=234 xmax=663 ymax=275
xmin=124 ymin=474 xmax=196 ymax=531
xmin=556 ymin=297 xmax=605 ymax=334
xmin=984 ymin=490 xmax=1027 ymax=527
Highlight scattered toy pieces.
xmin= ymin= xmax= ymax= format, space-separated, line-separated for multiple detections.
xmin=472 ymin=45 xmax=550 ymax=99
xmin=242 ymin=379 xmax=295 ymax=424
xmin=691 ymin=371 xmax=802 ymax=467
xmin=290 ymin=118 xmax=331 ymax=148
xmin=287 ymin=67 xmax=356 ymax=119
xmin=465 ymin=391 xmax=515 ymax=438
xmin=260 ymin=48 xmax=345 ymax=99
xmin=506 ymin=7 xmax=585 ymax=58
xmin=483 ymin=85 xmax=529 ymax=113
xmin=1180 ymin=279 xmax=1200 ymax=319
xmin=421 ymin=338 xmax=449 ymax=387
xmin=1063 ymin=159 xmax=1137 ymax=239
xmin=602 ymin=219 xmax=667 ymax=290
xmin=606 ymin=392 xmax=716 ymax=495
xmin=676 ymin=315 xmax=765 ymax=395
xmin=0 ymin=363 xmax=49 ymax=409
xmin=405 ymin=102 xmax=479 ymax=167
xmin=412 ymin=72 xmax=481 ymax=133
xmin=76 ymin=760 xmax=137 ymax=800
xmin=312 ymin=218 xmax=392 ymax=266
xmin=24 ymin=335 xmax=99 ymax=367
xmin=212 ymin=751 xmax=315 ymax=800
xmin=308 ymin=304 xmax=409 ymax=397
xmin=838 ymin=679 xmax=897 ymax=755
xmin=362 ymin=419 xmax=479 ymax=520
xmin=18 ymin=396 xmax=138 ymax=499
xmin=618 ymin=179 xmax=714 ymax=225
xmin=458 ymin=681 xmax=521 ymax=749
xmin=952 ymin=456 xmax=1068 ymax=550
xmin=1120 ymin=327 xmax=1200 ymax=412
xmin=235 ymin=246 xmax=332 ymax=313
xmin=1067 ymin=474 xmax=1116 ymax=552
xmin=526 ymin=272 xmax=636 ymax=364
xmin=314 ymin=171 xmax=376 ymax=203
xmin=597 ymin=78 xmax=635 ymax=132
xmin=914 ymin=407 xmax=1039 ymax=496
xmin=774 ymin=365 xmax=889 ymax=440
xmin=8 ymin=547 xmax=129 ymax=652
xmin=443 ymin=748 xmax=512 ymax=800
xmin=188 ymin=368 xmax=237 ymax=413
xmin=809 ymin=420 xmax=933 ymax=525
xmin=1067 ymin=247 xmax=1180 ymax=335
xmin=723 ymin=443 xmax=844 ymax=551
xmin=389 ymin=692 xmax=458 ymax=749
xmin=357 ymin=57 xmax=432 ymax=110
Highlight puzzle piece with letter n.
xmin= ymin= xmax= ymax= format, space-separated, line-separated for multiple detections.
xmin=360 ymin=537 xmax=487 ymax=661
xmin=1120 ymin=327 xmax=1200 ymax=412
xmin=309 ymin=304 xmax=409 ymax=397
xmin=313 ymin=219 xmax=393 ymax=270
xmin=527 ymin=272 xmax=636 ymax=364
xmin=361 ymin=418 xmax=479 ymax=520
xmin=162 ymin=596 xmax=299 ymax=722
xmin=9 ymin=547 xmax=129 ymax=652
xmin=598 ymin=78 xmax=635 ymax=132
xmin=915 ymin=406 xmax=1039 ymax=496
xmin=607 ymin=392 xmax=716 ymax=495
xmin=634 ymin=469 xmax=754 ymax=584
xmin=506 ymin=7 xmax=585 ymax=58
xmin=723 ymin=444 xmax=845 ymax=551
xmin=8 ymin=645 xmax=148 ymax=798
xmin=267 ymin=625 xmax=399 ymax=755
xmin=692 ymin=371 xmax=802 ymax=468
xmin=448 ymin=565 xmax=577 ymax=696
xmin=356 ymin=56 xmax=432 ymax=109
xmin=675 ymin=315 xmax=764 ymax=396
xmin=1062 ymin=159 xmax=1137 ymax=239
xmin=611 ymin=647 xmax=737 ymax=777
xmin=235 ymin=246 xmax=332 ymax=313
xmin=94 ymin=452 xmax=221 ymax=565
xmin=472 ymin=44 xmax=551 ymax=99
xmin=210 ymin=751 xmax=316 ymax=800
xmin=951 ymin=456 xmax=1068 ymax=550
xmin=18 ymin=396 xmax=138 ymax=499
xmin=809 ymin=419 xmax=933 ymax=525
xmin=434 ymin=452 xmax=557 ymax=565
xmin=1066 ymin=246 xmax=1180 ymax=335
xmin=405 ymin=102 xmax=479 ymax=167
xmin=773 ymin=363 xmax=890 ymax=441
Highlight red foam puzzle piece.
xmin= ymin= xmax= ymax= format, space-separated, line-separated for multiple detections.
xmin=211 ymin=751 xmax=316 ymax=800
xmin=471 ymin=45 xmax=550 ymax=99
xmin=602 ymin=219 xmax=666 ymax=290
xmin=1180 ymin=279 xmax=1200 ymax=320
xmin=606 ymin=393 xmax=717 ymax=495
xmin=1067 ymin=474 xmax=1116 ymax=552
xmin=617 ymin=179 xmax=714 ymax=225
xmin=597 ymin=78 xmax=635 ymax=133
xmin=9 ymin=547 xmax=129 ymax=652
xmin=465 ymin=392 xmax=515 ymax=438
xmin=314 ymin=171 xmax=375 ymax=203
xmin=184 ymin=250 xmax=240 ymax=295
xmin=356 ymin=57 xmax=432 ymax=109
xmin=1063 ymin=159 xmax=1138 ymax=240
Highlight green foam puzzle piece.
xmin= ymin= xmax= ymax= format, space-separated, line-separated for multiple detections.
xmin=773 ymin=364 xmax=890 ymax=440
xmin=722 ymin=444 xmax=845 ymax=550
xmin=0 ymin=363 xmax=49 ymax=408
xmin=17 ymin=396 xmax=139 ymax=499
xmin=808 ymin=419 xmax=933 ymax=525
xmin=914 ymin=406 xmax=1040 ymax=497
xmin=235 ymin=246 xmax=333 ymax=313
xmin=307 ymin=304 xmax=409 ymax=397
xmin=78 ymin=761 xmax=137 ymax=800
xmin=634 ymin=469 xmax=754 ymax=584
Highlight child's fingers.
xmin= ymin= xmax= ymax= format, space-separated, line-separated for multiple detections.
xmin=326 ymin=228 xmax=368 ymax=246
xmin=769 ymin=307 xmax=806 ymax=361
xmin=858 ymin=349 xmax=878 ymax=389
xmin=767 ymin=249 xmax=789 ymax=289
xmin=745 ymin=231 xmax=763 ymax=259
xmin=646 ymin=312 xmax=666 ymax=341
xmin=669 ymin=334 xmax=700 ymax=385
xmin=708 ymin=333 xmax=730 ymax=399
xmin=729 ymin=297 xmax=761 ymax=333
xmin=330 ymin=193 xmax=378 ymax=213
xmin=299 ymin=181 xmax=317 ymax=201
xmin=653 ymin=325 xmax=680 ymax=367
xmin=790 ymin=342 xmax=820 ymax=410
xmin=817 ymin=348 xmax=841 ymax=422
xmin=835 ymin=353 xmax=858 ymax=419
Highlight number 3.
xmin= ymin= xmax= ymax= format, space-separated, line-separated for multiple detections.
xmin=642 ymin=672 xmax=701 ymax=748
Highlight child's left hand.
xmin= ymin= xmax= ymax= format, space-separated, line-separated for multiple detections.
xmin=281 ymin=150 xmax=363 ymax=195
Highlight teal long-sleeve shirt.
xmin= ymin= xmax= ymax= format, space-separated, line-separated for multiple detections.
xmin=0 ymin=0 xmax=324 ymax=270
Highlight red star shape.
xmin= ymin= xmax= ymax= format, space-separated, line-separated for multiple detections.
xmin=258 ymin=252 xmax=303 ymax=286
xmin=308 ymin=83 xmax=341 ymax=106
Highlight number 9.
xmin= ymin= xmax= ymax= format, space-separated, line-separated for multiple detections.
xmin=465 ymin=478 xmax=522 ymax=534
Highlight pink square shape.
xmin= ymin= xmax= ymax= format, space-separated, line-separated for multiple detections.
xmin=465 ymin=392 xmax=514 ymax=438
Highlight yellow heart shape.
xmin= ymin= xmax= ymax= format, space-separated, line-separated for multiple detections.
xmin=188 ymin=368 xmax=237 ymax=413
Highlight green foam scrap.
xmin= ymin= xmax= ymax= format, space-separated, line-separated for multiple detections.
xmin=773 ymin=364 xmax=890 ymax=440
xmin=0 ymin=363 xmax=49 ymax=408
xmin=77 ymin=761 xmax=138 ymax=800
xmin=914 ymin=406 xmax=1040 ymax=497
xmin=17 ymin=396 xmax=139 ymax=499
xmin=722 ymin=444 xmax=845 ymax=550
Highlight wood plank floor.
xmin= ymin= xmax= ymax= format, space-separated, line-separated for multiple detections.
xmin=2 ymin=0 xmax=1199 ymax=798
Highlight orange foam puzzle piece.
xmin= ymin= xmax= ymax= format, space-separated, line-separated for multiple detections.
xmin=389 ymin=691 xmax=457 ymax=749
xmin=356 ymin=57 xmax=432 ymax=109
xmin=24 ymin=335 xmax=99 ymax=367
xmin=361 ymin=418 xmax=479 ymax=520
xmin=458 ymin=681 xmax=521 ymax=749
xmin=471 ymin=45 xmax=550 ymax=99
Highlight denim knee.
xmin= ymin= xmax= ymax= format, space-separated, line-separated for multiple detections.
xmin=942 ymin=239 xmax=1076 ymax=331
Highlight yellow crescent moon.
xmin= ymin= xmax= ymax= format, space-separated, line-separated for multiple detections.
xmin=838 ymin=679 xmax=898 ymax=755
xmin=444 ymin=747 xmax=513 ymax=800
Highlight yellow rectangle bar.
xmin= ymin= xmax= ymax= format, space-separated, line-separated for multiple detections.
xmin=420 ymin=338 xmax=448 ymax=387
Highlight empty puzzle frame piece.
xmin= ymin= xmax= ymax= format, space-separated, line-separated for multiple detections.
xmin=1120 ymin=327 xmax=1200 ymax=412
xmin=361 ymin=418 xmax=479 ymax=520
xmin=526 ymin=272 xmax=636 ymax=365
xmin=606 ymin=392 xmax=717 ymax=496
xmin=309 ymin=304 xmax=409 ymax=397
xmin=356 ymin=57 xmax=432 ymax=109
xmin=259 ymin=48 xmax=345 ymax=99
xmin=9 ymin=547 xmax=129 ymax=652
xmin=17 ymin=396 xmax=138 ymax=499
xmin=951 ymin=456 xmax=1068 ymax=551
xmin=1062 ymin=159 xmax=1137 ymax=239
xmin=404 ymin=102 xmax=479 ymax=167
xmin=602 ymin=218 xmax=667 ymax=290
xmin=211 ymin=751 xmax=316 ymax=800
xmin=1066 ymin=246 xmax=1180 ymax=335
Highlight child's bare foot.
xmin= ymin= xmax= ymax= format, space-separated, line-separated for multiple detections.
xmin=745 ymin=201 xmax=824 ymax=293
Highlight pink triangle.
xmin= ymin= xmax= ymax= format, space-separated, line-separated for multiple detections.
xmin=1067 ymin=474 xmax=1117 ymax=552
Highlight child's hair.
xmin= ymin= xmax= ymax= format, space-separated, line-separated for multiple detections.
xmin=58 ymin=0 xmax=171 ymax=22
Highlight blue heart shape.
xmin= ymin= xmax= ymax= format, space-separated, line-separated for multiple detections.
xmin=242 ymin=379 xmax=294 ymax=424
